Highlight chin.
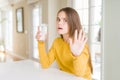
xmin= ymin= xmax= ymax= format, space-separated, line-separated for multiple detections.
xmin=58 ymin=32 xmax=62 ymax=35
xmin=57 ymin=31 xmax=62 ymax=34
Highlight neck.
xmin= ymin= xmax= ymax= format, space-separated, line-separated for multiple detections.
xmin=63 ymin=34 xmax=69 ymax=43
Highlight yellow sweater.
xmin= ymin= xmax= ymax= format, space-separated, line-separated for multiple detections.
xmin=38 ymin=37 xmax=92 ymax=80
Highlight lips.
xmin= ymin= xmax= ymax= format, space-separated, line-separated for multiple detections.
xmin=58 ymin=27 xmax=63 ymax=30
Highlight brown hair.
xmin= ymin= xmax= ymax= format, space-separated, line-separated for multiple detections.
xmin=57 ymin=7 xmax=82 ymax=38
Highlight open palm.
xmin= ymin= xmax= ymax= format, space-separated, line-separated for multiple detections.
xmin=69 ymin=30 xmax=87 ymax=56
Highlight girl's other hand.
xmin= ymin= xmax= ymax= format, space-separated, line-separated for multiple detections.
xmin=69 ymin=29 xmax=87 ymax=56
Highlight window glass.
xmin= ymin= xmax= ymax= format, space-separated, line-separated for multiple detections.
xmin=73 ymin=0 xmax=102 ymax=80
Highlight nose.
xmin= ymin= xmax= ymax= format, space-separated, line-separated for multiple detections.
xmin=58 ymin=20 xmax=63 ymax=25
xmin=58 ymin=20 xmax=65 ymax=25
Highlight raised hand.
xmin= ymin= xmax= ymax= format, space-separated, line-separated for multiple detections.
xmin=69 ymin=29 xmax=87 ymax=56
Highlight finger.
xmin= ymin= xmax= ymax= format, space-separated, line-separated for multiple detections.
xmin=35 ymin=32 xmax=41 ymax=40
xmin=78 ymin=29 xmax=82 ymax=41
xmin=83 ymin=37 xmax=88 ymax=45
xmin=81 ymin=31 xmax=85 ymax=41
xmin=36 ymin=35 xmax=39 ymax=40
xmin=38 ymin=26 xmax=40 ymax=32
xmin=74 ymin=30 xmax=78 ymax=41
xmin=35 ymin=34 xmax=40 ymax=40
xmin=69 ymin=38 xmax=73 ymax=46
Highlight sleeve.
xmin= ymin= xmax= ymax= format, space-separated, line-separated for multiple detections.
xmin=72 ymin=44 xmax=90 ymax=76
xmin=38 ymin=40 xmax=56 ymax=68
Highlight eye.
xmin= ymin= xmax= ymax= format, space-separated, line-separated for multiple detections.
xmin=56 ymin=17 xmax=60 ymax=22
xmin=63 ymin=18 xmax=68 ymax=23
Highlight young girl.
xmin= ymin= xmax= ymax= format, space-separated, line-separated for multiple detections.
xmin=36 ymin=7 xmax=93 ymax=80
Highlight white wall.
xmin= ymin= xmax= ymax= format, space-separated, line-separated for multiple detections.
xmin=103 ymin=0 xmax=120 ymax=80
xmin=13 ymin=0 xmax=28 ymax=58
xmin=48 ymin=0 xmax=59 ymax=49
xmin=47 ymin=0 xmax=68 ymax=49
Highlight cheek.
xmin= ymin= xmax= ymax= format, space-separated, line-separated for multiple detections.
xmin=65 ymin=25 xmax=69 ymax=33
xmin=56 ymin=24 xmax=59 ymax=30
xmin=65 ymin=28 xmax=69 ymax=33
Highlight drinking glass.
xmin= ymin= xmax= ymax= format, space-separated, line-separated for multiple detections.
xmin=39 ymin=24 xmax=47 ymax=41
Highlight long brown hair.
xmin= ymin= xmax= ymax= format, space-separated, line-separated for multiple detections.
xmin=57 ymin=7 xmax=82 ymax=38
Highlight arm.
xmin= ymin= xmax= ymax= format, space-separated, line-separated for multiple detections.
xmin=72 ymin=45 xmax=89 ymax=76
xmin=36 ymin=26 xmax=56 ymax=68
xmin=38 ymin=41 xmax=56 ymax=68
xmin=69 ymin=30 xmax=91 ymax=76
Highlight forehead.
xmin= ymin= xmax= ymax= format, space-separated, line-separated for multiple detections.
xmin=57 ymin=11 xmax=67 ymax=19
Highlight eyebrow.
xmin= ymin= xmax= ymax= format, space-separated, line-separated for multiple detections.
xmin=57 ymin=17 xmax=67 ymax=20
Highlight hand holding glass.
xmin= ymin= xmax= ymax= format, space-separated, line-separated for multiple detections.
xmin=36 ymin=24 xmax=47 ymax=41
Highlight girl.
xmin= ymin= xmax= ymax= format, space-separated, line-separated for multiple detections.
xmin=36 ymin=7 xmax=93 ymax=80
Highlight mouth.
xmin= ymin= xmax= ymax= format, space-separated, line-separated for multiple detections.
xmin=58 ymin=27 xmax=63 ymax=30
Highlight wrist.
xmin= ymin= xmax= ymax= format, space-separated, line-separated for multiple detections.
xmin=72 ymin=50 xmax=82 ymax=57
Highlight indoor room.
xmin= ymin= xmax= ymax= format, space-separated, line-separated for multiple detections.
xmin=0 ymin=0 xmax=120 ymax=80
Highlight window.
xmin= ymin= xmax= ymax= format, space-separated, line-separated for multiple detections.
xmin=73 ymin=0 xmax=89 ymax=33
xmin=72 ymin=0 xmax=102 ymax=80
xmin=32 ymin=5 xmax=40 ymax=59
xmin=0 ymin=10 xmax=13 ymax=51
xmin=30 ymin=3 xmax=42 ymax=60
xmin=0 ymin=11 xmax=2 ymax=41
xmin=5 ymin=10 xmax=13 ymax=51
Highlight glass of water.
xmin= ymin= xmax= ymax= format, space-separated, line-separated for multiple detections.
xmin=39 ymin=24 xmax=47 ymax=41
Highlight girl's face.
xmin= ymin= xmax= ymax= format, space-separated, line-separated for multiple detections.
xmin=56 ymin=11 xmax=69 ymax=36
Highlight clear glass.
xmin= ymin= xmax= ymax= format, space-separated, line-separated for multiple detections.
xmin=39 ymin=24 xmax=47 ymax=41
xmin=0 ymin=11 xmax=2 ymax=41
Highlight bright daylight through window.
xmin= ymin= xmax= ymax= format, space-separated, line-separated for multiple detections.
xmin=73 ymin=0 xmax=102 ymax=80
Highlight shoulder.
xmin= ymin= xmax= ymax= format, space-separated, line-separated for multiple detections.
xmin=50 ymin=37 xmax=63 ymax=49
xmin=52 ymin=37 xmax=63 ymax=46
xmin=53 ymin=37 xmax=63 ymax=43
